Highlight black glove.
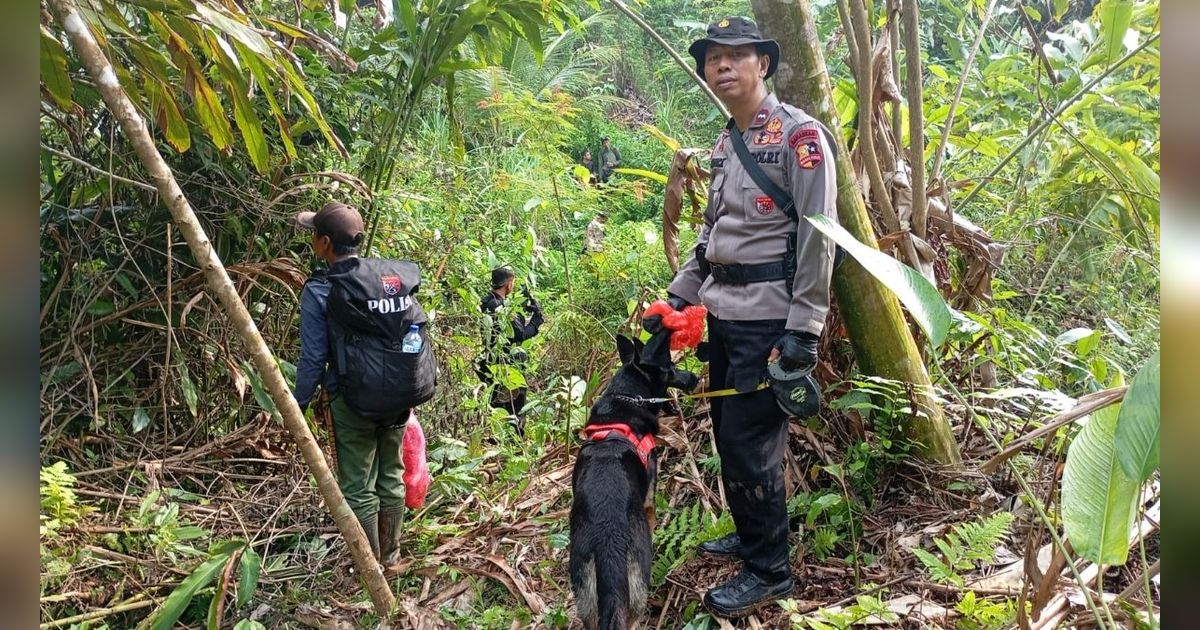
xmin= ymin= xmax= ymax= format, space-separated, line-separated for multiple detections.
xmin=645 ymin=294 xmax=690 ymax=334
xmin=521 ymin=286 xmax=541 ymax=314
xmin=774 ymin=331 xmax=819 ymax=372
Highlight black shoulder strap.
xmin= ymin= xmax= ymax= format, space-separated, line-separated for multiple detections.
xmin=726 ymin=118 xmax=797 ymax=223
xmin=727 ymin=118 xmax=847 ymax=270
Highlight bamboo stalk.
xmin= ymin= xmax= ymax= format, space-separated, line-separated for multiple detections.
xmin=901 ymin=0 xmax=928 ymax=239
xmin=41 ymin=599 xmax=156 ymax=629
xmin=887 ymin=0 xmax=902 ymax=138
xmin=848 ymin=0 xmax=920 ymax=267
xmin=45 ymin=0 xmax=396 ymax=617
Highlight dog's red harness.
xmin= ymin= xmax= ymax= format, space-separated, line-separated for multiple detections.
xmin=584 ymin=423 xmax=655 ymax=470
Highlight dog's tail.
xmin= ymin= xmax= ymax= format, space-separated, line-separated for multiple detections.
xmin=595 ymin=533 xmax=632 ymax=630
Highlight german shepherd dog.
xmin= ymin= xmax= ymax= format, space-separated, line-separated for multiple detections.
xmin=570 ymin=334 xmax=697 ymax=630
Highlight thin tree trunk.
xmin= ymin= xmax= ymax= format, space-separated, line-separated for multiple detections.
xmin=930 ymin=0 xmax=998 ymax=181
xmin=46 ymin=0 xmax=397 ymax=616
xmin=902 ymin=0 xmax=928 ymax=239
xmin=887 ymin=0 xmax=903 ymax=139
xmin=751 ymin=0 xmax=961 ymax=465
xmin=846 ymin=0 xmax=921 ymax=267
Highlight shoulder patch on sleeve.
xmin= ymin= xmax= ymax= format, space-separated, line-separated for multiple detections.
xmin=788 ymin=127 xmax=820 ymax=148
xmin=794 ymin=135 xmax=824 ymax=169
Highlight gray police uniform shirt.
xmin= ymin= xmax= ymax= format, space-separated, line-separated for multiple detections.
xmin=668 ymin=93 xmax=838 ymax=336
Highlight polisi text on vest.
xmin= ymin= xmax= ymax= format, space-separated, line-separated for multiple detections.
xmin=368 ymin=295 xmax=414 ymax=314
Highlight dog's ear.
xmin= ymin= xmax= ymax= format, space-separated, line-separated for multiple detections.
xmin=616 ymin=334 xmax=636 ymax=366
xmin=631 ymin=337 xmax=645 ymax=364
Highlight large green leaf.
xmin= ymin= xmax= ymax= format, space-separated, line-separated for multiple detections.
xmin=232 ymin=41 xmax=297 ymax=160
xmin=145 ymin=77 xmax=192 ymax=153
xmin=236 ymin=548 xmax=262 ymax=608
xmin=1089 ymin=134 xmax=1160 ymax=200
xmin=1053 ymin=0 xmax=1069 ymax=20
xmin=1062 ymin=372 xmax=1139 ymax=565
xmin=1115 ymin=350 xmax=1160 ymax=482
xmin=393 ymin=0 xmax=418 ymax=38
xmin=1096 ymin=0 xmax=1133 ymax=67
xmin=40 ymin=27 xmax=74 ymax=110
xmin=150 ymin=546 xmax=240 ymax=630
xmin=217 ymin=63 xmax=270 ymax=174
xmin=808 ymin=215 xmax=952 ymax=348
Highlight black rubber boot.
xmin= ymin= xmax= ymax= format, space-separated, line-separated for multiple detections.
xmin=703 ymin=569 xmax=795 ymax=618
xmin=377 ymin=506 xmax=405 ymax=566
xmin=698 ymin=533 xmax=743 ymax=557
xmin=358 ymin=513 xmax=381 ymax=561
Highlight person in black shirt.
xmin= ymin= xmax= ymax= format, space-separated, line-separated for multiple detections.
xmin=477 ymin=266 xmax=544 ymax=432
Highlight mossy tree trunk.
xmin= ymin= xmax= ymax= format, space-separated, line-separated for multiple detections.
xmin=751 ymin=0 xmax=961 ymax=465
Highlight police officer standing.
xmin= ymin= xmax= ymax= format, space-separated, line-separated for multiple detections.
xmin=478 ymin=266 xmax=545 ymax=433
xmin=662 ymin=17 xmax=838 ymax=618
xmin=292 ymin=201 xmax=413 ymax=565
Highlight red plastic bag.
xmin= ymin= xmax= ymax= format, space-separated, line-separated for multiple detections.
xmin=402 ymin=412 xmax=432 ymax=509
xmin=642 ymin=300 xmax=707 ymax=350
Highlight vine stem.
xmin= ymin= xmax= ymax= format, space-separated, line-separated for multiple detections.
xmin=930 ymin=0 xmax=998 ymax=181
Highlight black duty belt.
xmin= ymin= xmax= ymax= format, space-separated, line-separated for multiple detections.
xmin=709 ymin=261 xmax=790 ymax=285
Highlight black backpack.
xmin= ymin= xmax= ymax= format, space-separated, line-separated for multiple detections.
xmin=324 ymin=257 xmax=437 ymax=421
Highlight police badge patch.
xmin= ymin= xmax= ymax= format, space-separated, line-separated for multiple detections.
xmin=755 ymin=196 xmax=775 ymax=216
xmin=754 ymin=117 xmax=785 ymax=145
xmin=751 ymin=109 xmax=770 ymax=127
xmin=381 ymin=275 xmax=403 ymax=296
xmin=796 ymin=138 xmax=823 ymax=169
xmin=789 ymin=127 xmax=819 ymax=148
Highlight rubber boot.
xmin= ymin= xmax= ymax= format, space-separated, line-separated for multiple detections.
xmin=358 ymin=513 xmax=381 ymax=561
xmin=378 ymin=506 xmax=405 ymax=567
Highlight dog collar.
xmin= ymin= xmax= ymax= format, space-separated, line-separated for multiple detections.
xmin=584 ymin=423 xmax=655 ymax=470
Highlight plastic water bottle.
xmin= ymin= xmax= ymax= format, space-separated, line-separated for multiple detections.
xmin=401 ymin=324 xmax=422 ymax=353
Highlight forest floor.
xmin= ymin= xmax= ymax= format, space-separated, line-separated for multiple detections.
xmin=43 ymin=399 xmax=1160 ymax=629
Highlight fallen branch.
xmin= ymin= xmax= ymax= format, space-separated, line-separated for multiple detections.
xmin=41 ymin=598 xmax=156 ymax=629
xmin=979 ymin=386 xmax=1127 ymax=474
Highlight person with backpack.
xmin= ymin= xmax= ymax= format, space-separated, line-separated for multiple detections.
xmin=292 ymin=201 xmax=437 ymax=564
xmin=655 ymin=17 xmax=839 ymax=618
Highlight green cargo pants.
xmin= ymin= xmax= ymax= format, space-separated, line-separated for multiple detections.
xmin=330 ymin=396 xmax=407 ymax=521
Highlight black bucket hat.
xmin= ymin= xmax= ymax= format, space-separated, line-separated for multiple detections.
xmin=688 ymin=16 xmax=780 ymax=81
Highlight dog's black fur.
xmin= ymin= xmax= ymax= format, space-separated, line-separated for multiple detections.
xmin=569 ymin=335 xmax=695 ymax=630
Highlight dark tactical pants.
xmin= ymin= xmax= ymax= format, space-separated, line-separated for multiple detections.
xmin=489 ymin=386 xmax=528 ymax=418
xmin=331 ymin=396 xmax=408 ymax=521
xmin=707 ymin=315 xmax=792 ymax=580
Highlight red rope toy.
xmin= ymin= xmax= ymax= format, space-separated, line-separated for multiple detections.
xmin=642 ymin=300 xmax=707 ymax=350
